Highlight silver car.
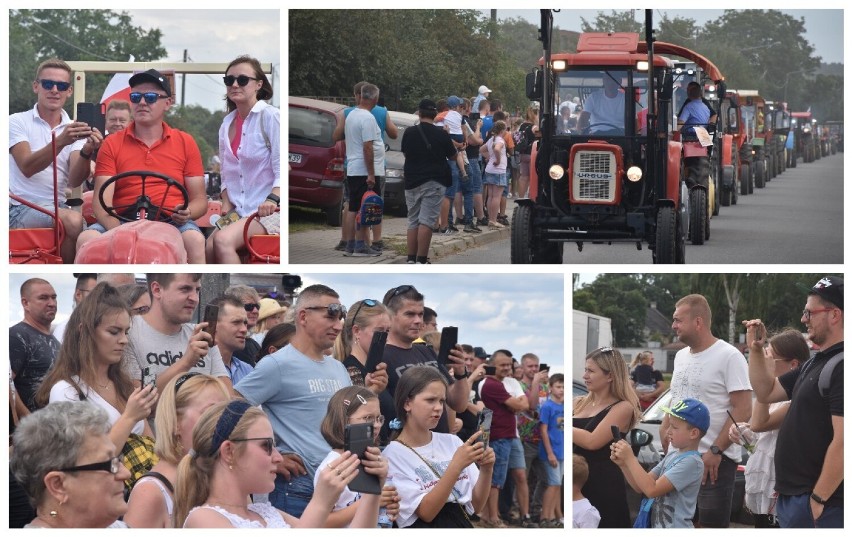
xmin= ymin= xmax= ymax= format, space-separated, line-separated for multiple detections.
xmin=383 ymin=111 xmax=419 ymax=215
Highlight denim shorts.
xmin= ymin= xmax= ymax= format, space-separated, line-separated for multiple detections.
xmin=491 ymin=437 xmax=526 ymax=488
xmin=542 ymin=459 xmax=564 ymax=486
xmin=483 ymin=171 xmax=507 ymax=187
xmin=87 ymin=219 xmax=202 ymax=234
xmin=468 ymin=158 xmax=483 ymax=194
xmin=9 ymin=203 xmax=67 ymax=229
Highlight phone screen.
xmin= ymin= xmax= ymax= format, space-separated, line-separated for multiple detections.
xmin=203 ymin=304 xmax=219 ymax=343
xmin=477 ymin=408 xmax=493 ymax=451
xmin=364 ymin=330 xmax=388 ymax=374
xmin=140 ymin=366 xmax=150 ymax=387
xmin=436 ymin=326 xmax=458 ymax=367
xmin=484 ymin=365 xmax=497 ymax=376
xmin=539 ymin=363 xmax=549 ymax=372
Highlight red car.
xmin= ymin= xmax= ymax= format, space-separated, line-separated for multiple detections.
xmin=289 ymin=97 xmax=346 ymax=226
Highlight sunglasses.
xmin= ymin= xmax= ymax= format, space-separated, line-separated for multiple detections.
xmin=129 ymin=92 xmax=169 ymax=104
xmin=383 ymin=285 xmax=415 ymax=306
xmin=802 ymin=307 xmax=834 ymax=321
xmin=305 ymin=303 xmax=347 ymax=320
xmin=60 ymin=456 xmax=122 ymax=475
xmin=223 ymin=75 xmax=258 ymax=87
xmin=37 ymin=79 xmax=71 ymax=92
xmin=174 ymin=372 xmax=200 ymax=394
xmin=230 ymin=437 xmax=276 ymax=456
xmin=351 ymin=299 xmax=379 ymax=325
xmin=244 ymin=302 xmax=261 ymax=312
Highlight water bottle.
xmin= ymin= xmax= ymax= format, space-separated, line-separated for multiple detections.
xmin=377 ymin=475 xmax=394 ymax=528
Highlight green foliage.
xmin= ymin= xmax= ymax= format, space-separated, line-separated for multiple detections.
xmin=580 ymin=10 xmax=643 ymax=33
xmin=10 ymin=9 xmax=167 ymax=115
xmin=166 ymin=105 xmax=227 ymax=168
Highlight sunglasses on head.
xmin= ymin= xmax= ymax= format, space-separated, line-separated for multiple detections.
xmin=223 ymin=75 xmax=258 ymax=87
xmin=244 ymin=302 xmax=261 ymax=312
xmin=230 ymin=437 xmax=276 ymax=456
xmin=351 ymin=299 xmax=379 ymax=325
xmin=37 ymin=79 xmax=71 ymax=92
xmin=129 ymin=92 xmax=169 ymax=104
xmin=305 ymin=303 xmax=347 ymax=320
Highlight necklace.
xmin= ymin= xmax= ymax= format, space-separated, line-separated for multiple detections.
xmin=95 ymin=379 xmax=110 ymax=390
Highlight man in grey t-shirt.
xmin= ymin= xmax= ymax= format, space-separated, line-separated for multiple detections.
xmin=123 ymin=273 xmax=230 ymax=392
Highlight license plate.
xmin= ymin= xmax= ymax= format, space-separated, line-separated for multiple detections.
xmin=289 ymin=153 xmax=302 ymax=164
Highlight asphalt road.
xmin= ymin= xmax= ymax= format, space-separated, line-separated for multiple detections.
xmin=438 ymin=152 xmax=844 ymax=265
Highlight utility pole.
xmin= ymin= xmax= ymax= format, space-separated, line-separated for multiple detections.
xmin=181 ymin=49 xmax=188 ymax=108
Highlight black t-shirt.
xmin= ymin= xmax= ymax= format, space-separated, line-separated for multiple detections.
xmin=401 ymin=122 xmax=456 ymax=189
xmin=631 ymin=364 xmax=663 ymax=386
xmin=10 ymin=322 xmax=59 ymax=411
xmin=775 ymin=342 xmax=844 ymax=505
xmin=342 ymin=354 xmax=367 ymax=387
xmin=462 ymin=116 xmax=482 ymax=160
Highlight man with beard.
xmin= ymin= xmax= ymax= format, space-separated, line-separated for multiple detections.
xmin=123 ymin=274 xmax=229 ymax=391
xmin=662 ymin=294 xmax=752 ymax=528
xmin=11 ymin=278 xmax=60 ymax=412
xmin=745 ymin=276 xmax=843 ymax=528
xmin=235 ymin=284 xmax=351 ymax=518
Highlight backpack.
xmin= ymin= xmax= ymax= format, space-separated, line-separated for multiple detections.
xmin=356 ymin=190 xmax=383 ymax=229
xmin=515 ymin=123 xmax=534 ymax=155
xmin=817 ymin=351 xmax=843 ymax=398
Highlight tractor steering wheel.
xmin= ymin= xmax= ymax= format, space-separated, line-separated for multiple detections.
xmin=586 ymin=123 xmax=624 ymax=135
xmin=99 ymin=170 xmax=189 ymax=223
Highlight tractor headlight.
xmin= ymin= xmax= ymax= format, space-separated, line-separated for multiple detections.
xmin=626 ymin=166 xmax=643 ymax=182
xmin=549 ymin=164 xmax=565 ymax=180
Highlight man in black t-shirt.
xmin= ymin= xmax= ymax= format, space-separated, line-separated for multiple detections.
xmin=746 ymin=276 xmax=843 ymax=528
xmin=10 ymin=278 xmax=60 ymax=412
xmin=400 ymin=99 xmax=457 ymax=264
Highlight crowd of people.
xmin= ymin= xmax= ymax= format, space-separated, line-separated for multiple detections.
xmin=9 ymin=275 xmax=562 ymax=528
xmin=572 ymin=276 xmax=843 ymax=529
xmin=9 ymin=56 xmax=280 ymax=264
xmin=331 ymin=81 xmax=539 ymax=263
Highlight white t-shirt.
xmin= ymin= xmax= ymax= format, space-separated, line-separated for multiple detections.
xmin=185 ymin=502 xmax=289 ymax=528
xmin=669 ymin=339 xmax=752 ymax=461
xmin=384 ymin=433 xmax=480 ymax=528
xmin=345 ymin=108 xmax=385 ymax=177
xmin=314 ymin=450 xmax=360 ymax=526
xmin=9 ymin=104 xmax=85 ymax=206
xmin=49 ymin=377 xmax=145 ymax=435
xmin=444 ymin=110 xmax=463 ymax=135
xmin=572 ymin=497 xmax=601 ymax=528
xmin=583 ymin=90 xmax=625 ymax=132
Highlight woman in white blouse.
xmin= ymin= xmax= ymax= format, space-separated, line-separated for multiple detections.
xmin=207 ymin=55 xmax=280 ymax=263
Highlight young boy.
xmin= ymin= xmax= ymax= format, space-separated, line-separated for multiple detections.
xmin=610 ymin=398 xmax=707 ymax=528
xmin=572 ymin=454 xmax=600 ymax=528
xmin=539 ymin=373 xmax=565 ymax=527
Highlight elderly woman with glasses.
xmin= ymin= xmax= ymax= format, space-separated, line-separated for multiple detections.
xmin=316 ymin=386 xmax=399 ymax=527
xmin=206 ymin=55 xmax=280 ymax=264
xmin=11 ymin=401 xmax=131 ymax=528
xmin=175 ymin=399 xmax=375 ymax=527
xmin=332 ymin=299 xmax=390 ymax=393
xmin=572 ymin=347 xmax=641 ymax=528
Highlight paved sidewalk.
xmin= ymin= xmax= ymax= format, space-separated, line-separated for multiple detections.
xmin=288 ymin=215 xmax=510 ymax=264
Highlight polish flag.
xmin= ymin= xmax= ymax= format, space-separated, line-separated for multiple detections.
xmin=100 ymin=72 xmax=133 ymax=110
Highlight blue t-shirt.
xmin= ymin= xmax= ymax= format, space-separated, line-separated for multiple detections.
xmin=679 ymin=99 xmax=711 ymax=135
xmin=649 ymin=450 xmax=703 ymax=528
xmin=234 ymin=344 xmax=352 ymax=477
xmin=538 ymin=398 xmax=564 ymax=461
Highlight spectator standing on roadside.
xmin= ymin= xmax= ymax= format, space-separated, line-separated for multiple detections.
xmin=471 ymin=85 xmax=491 ymax=123
xmin=225 ymin=284 xmax=263 ymax=366
xmin=572 ymin=454 xmax=600 ymax=528
xmin=631 ymin=351 xmax=666 ymax=410
xmin=11 ymin=278 xmax=60 ymax=412
xmin=518 ymin=353 xmax=549 ymax=521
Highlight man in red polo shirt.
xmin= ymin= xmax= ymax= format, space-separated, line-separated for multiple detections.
xmin=76 ymin=69 xmax=207 ymax=263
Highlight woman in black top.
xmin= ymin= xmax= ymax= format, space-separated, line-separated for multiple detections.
xmin=333 ymin=299 xmax=392 ymax=388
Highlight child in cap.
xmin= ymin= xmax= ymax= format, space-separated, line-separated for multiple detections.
xmin=610 ymin=398 xmax=707 ymax=528
xmin=572 ymin=454 xmax=601 ymax=528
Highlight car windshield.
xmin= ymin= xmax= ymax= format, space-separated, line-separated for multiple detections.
xmin=642 ymin=390 xmax=671 ymax=423
xmin=554 ymin=69 xmax=646 ymax=136
xmin=289 ymin=106 xmax=337 ymax=148
xmin=385 ymin=125 xmax=406 ymax=152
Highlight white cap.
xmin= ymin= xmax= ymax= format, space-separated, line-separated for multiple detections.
xmin=478 ymin=85 xmax=492 ymax=94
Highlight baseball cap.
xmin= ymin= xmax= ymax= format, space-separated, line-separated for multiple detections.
xmin=478 ymin=85 xmax=492 ymax=94
xmin=661 ymin=398 xmax=710 ymax=433
xmin=129 ymin=69 xmax=172 ymax=97
xmin=417 ymin=99 xmax=437 ymax=113
xmin=473 ymin=346 xmax=490 ymax=360
xmin=447 ymin=95 xmax=463 ymax=108
xmin=804 ymin=276 xmax=844 ymax=310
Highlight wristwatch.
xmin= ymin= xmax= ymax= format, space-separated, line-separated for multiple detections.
xmin=453 ymin=369 xmax=470 ymax=380
xmin=710 ymin=445 xmax=722 ymax=455
xmin=811 ymin=492 xmax=828 ymax=505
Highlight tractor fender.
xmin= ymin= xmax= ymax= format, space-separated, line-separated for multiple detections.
xmin=721 ymin=134 xmax=734 ymax=166
xmin=667 ymin=141 xmax=683 ymax=207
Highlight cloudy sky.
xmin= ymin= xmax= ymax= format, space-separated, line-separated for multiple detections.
xmin=8 ymin=272 xmax=566 ymax=374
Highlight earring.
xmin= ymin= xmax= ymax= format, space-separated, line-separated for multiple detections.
xmin=229 ymin=464 xmax=234 ymax=470
xmin=49 ymin=510 xmax=57 ymax=518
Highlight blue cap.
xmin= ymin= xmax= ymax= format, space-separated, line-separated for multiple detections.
xmin=447 ymin=95 xmax=463 ymax=108
xmin=661 ymin=398 xmax=710 ymax=433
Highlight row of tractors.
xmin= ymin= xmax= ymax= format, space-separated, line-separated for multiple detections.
xmin=511 ymin=9 xmax=841 ymax=264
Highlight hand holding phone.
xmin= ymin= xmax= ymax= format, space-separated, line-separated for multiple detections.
xmin=484 ymin=365 xmax=497 ymax=376
xmin=344 ymin=423 xmax=381 ymax=495
xmin=436 ymin=326 xmax=458 ymax=368
xmin=539 ymin=363 xmax=550 ymax=373
xmin=611 ymin=425 xmax=622 ymax=442
xmin=477 ymin=408 xmax=493 ymax=452
xmin=140 ymin=366 xmax=151 ymax=388
xmin=203 ymin=304 xmax=219 ymax=344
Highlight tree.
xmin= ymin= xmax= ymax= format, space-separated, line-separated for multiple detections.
xmin=580 ymin=10 xmax=643 ymax=33
xmin=574 ymin=274 xmax=649 ymax=347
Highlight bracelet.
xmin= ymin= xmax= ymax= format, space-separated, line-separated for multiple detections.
xmin=79 ymin=149 xmax=92 ymax=160
xmin=265 ymin=193 xmax=280 ymax=206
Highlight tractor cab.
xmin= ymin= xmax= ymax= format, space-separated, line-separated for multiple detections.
xmin=735 ymin=91 xmax=770 ymax=188
xmin=791 ymin=111 xmax=817 ymax=164
xmin=513 ymin=11 xmax=687 ymax=264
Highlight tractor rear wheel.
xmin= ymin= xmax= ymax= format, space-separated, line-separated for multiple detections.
xmin=688 ymin=189 xmax=707 ymax=245
xmin=755 ymin=160 xmax=766 ymax=188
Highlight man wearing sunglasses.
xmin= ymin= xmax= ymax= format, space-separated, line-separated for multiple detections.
xmin=10 ymin=58 xmax=104 ymax=263
xmin=225 ymin=284 xmax=263 ymax=366
xmin=77 ymin=69 xmax=207 ymax=263
xmin=235 ymin=284 xmax=353 ymax=518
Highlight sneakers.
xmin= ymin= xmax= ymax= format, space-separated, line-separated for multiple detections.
xmin=463 ymin=222 xmax=482 ymax=233
xmin=437 ymin=226 xmax=457 ymax=235
xmin=351 ymin=245 xmax=381 ymax=257
xmin=476 ymin=216 xmax=489 ymax=227
xmin=454 ymin=217 xmax=465 ymax=225
xmin=333 ymin=240 xmax=347 ymax=251
xmin=521 ymin=516 xmax=539 ymax=528
xmin=448 ymin=223 xmax=460 ymax=232
xmin=370 ymin=240 xmax=384 ymax=252
xmin=487 ymin=221 xmax=505 ymax=230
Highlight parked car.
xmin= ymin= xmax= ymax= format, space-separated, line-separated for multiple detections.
xmin=383 ymin=110 xmax=419 ymax=215
xmin=288 ymin=97 xmax=346 ymax=226
xmin=631 ymin=388 xmax=752 ymax=524
xmin=573 ymin=379 xmax=589 ymax=398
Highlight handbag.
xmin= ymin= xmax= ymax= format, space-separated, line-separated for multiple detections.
xmin=632 ymin=450 xmax=699 ymax=528
xmin=416 ymin=124 xmax=453 ymax=187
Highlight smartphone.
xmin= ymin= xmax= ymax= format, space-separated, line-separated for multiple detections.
xmin=477 ymin=408 xmax=493 ymax=451
xmin=343 ymin=422 xmax=381 ymax=495
xmin=539 ymin=363 xmax=550 ymax=372
xmin=215 ymin=209 xmax=240 ymax=229
xmin=140 ymin=366 xmax=150 ymax=388
xmin=76 ymin=102 xmax=105 ymax=134
xmin=203 ymin=304 xmax=219 ymax=343
xmin=436 ymin=326 xmax=458 ymax=368
xmin=484 ymin=365 xmax=497 ymax=376
xmin=364 ymin=330 xmax=388 ymax=374
xmin=611 ymin=425 xmax=622 ymax=442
